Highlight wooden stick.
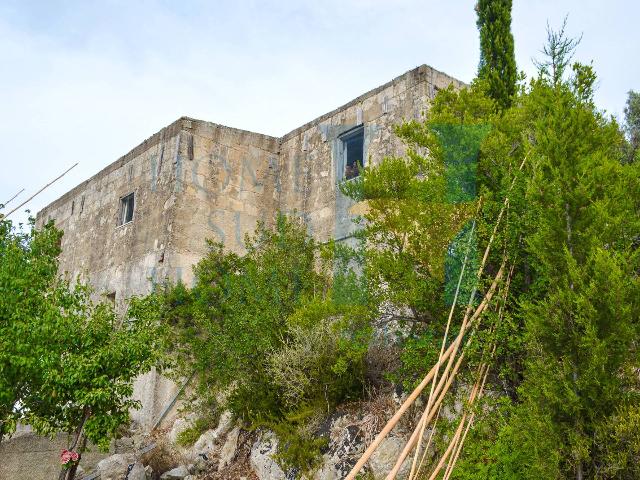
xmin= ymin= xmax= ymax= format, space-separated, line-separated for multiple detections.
xmin=1 ymin=188 xmax=24 ymax=208
xmin=346 ymin=153 xmax=529 ymax=480
xmin=387 ymin=344 xmax=471 ymax=480
xmin=385 ymin=263 xmax=504 ymax=480
xmin=442 ymin=273 xmax=512 ymax=480
xmin=409 ymin=219 xmax=478 ymax=480
xmin=428 ymin=415 xmax=465 ymax=480
xmin=347 ymin=271 xmax=500 ymax=480
xmin=415 ymin=402 xmax=442 ymax=474
xmin=344 ymin=334 xmax=457 ymax=480
xmin=404 ymin=175 xmax=515 ymax=480
xmin=429 ymin=365 xmax=486 ymax=480
xmin=397 ymin=153 xmax=526 ymax=477
xmin=4 ymin=163 xmax=78 ymax=219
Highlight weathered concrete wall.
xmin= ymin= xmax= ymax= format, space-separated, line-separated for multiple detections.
xmin=0 ymin=430 xmax=108 ymax=480
xmin=169 ymin=119 xmax=279 ymax=281
xmin=20 ymin=64 xmax=464 ymax=478
xmin=276 ymin=65 xmax=464 ymax=245
xmin=35 ymin=119 xmax=185 ymax=305
xmin=34 ymin=117 xmax=281 ymax=429
xmin=35 ymin=119 xmax=188 ymax=430
xmin=33 ymin=64 xmax=463 ymax=429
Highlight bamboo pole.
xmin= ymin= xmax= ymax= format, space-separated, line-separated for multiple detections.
xmin=3 ymin=163 xmax=78 ymax=219
xmin=416 ymin=402 xmax=442 ymax=474
xmin=344 ymin=332 xmax=457 ymax=480
xmin=345 ymin=153 xmax=529 ymax=480
xmin=403 ymin=173 xmax=515 ymax=480
xmin=1 ymin=188 xmax=24 ymax=208
xmin=385 ymin=265 xmax=503 ymax=480
xmin=428 ymin=364 xmax=486 ymax=480
xmin=398 ymin=167 xmax=518 ymax=479
xmin=404 ymin=155 xmax=527 ymax=478
xmin=346 ymin=265 xmax=502 ymax=480
xmin=408 ymin=219 xmax=478 ymax=480
xmin=441 ymin=269 xmax=512 ymax=480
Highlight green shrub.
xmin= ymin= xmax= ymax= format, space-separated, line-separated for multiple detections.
xmin=150 ymin=215 xmax=373 ymax=473
xmin=175 ymin=413 xmax=219 ymax=447
xmin=268 ymin=301 xmax=370 ymax=410
xmin=259 ymin=403 xmax=328 ymax=476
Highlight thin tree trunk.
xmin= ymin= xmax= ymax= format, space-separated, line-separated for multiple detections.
xmin=59 ymin=408 xmax=91 ymax=480
xmin=66 ymin=435 xmax=88 ymax=480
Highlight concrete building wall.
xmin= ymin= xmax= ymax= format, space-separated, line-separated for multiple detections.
xmin=33 ymin=117 xmax=282 ymax=428
xmin=169 ymin=119 xmax=279 ymax=284
xmin=276 ymin=65 xmax=464 ymax=244
xmin=17 ymin=65 xmax=463 ymax=457
xmin=35 ymin=119 xmax=185 ymax=306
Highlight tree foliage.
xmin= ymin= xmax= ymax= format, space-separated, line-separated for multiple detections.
xmin=152 ymin=215 xmax=371 ymax=474
xmin=338 ymin=17 xmax=640 ymax=479
xmin=476 ymin=0 xmax=517 ymax=109
xmin=0 ymin=218 xmax=163 ymax=478
xmin=434 ymin=27 xmax=640 ymax=480
xmin=623 ymin=89 xmax=640 ymax=163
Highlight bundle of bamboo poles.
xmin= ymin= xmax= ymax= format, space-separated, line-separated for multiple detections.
xmin=345 ymin=154 xmax=527 ymax=480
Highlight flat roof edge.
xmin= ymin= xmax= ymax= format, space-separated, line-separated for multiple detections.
xmin=278 ymin=64 xmax=465 ymax=142
xmin=36 ymin=64 xmax=466 ymax=219
xmin=36 ymin=117 xmax=280 ymax=218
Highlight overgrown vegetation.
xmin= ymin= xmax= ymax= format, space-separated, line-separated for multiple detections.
xmin=476 ymin=0 xmax=517 ymax=109
xmin=0 ymin=218 xmax=163 ymax=480
xmin=430 ymin=25 xmax=640 ymax=480
xmin=151 ymin=215 xmax=371 ymax=474
xmin=623 ymin=89 xmax=640 ymax=163
xmin=5 ymin=2 xmax=638 ymax=479
xmin=150 ymin=21 xmax=640 ymax=475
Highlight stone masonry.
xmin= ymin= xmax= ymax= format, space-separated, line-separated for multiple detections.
xmin=33 ymin=64 xmax=464 ymax=431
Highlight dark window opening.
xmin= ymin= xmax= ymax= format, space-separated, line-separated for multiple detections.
xmin=71 ymin=200 xmax=75 ymax=215
xmin=106 ymin=292 xmax=116 ymax=305
xmin=119 ymin=193 xmax=135 ymax=225
xmin=341 ymin=127 xmax=364 ymax=180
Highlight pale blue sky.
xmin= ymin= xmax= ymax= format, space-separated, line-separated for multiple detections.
xmin=1 ymin=1 xmax=638 ymax=225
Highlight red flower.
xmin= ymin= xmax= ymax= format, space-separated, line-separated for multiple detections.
xmin=60 ymin=449 xmax=79 ymax=465
xmin=60 ymin=449 xmax=72 ymax=465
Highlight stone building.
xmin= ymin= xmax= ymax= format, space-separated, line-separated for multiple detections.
xmin=33 ymin=64 xmax=464 ymax=432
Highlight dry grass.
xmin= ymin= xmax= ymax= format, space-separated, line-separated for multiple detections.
xmin=140 ymin=430 xmax=186 ymax=478
xmin=203 ymin=430 xmax=258 ymax=480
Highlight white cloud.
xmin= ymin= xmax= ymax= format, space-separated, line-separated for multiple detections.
xmin=0 ymin=0 xmax=637 ymax=225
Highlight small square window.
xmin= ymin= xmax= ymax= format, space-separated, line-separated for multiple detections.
xmin=119 ymin=193 xmax=135 ymax=225
xmin=340 ymin=127 xmax=364 ymax=180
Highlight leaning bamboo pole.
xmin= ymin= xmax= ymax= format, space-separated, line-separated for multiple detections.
xmin=423 ymin=265 xmax=512 ymax=480
xmin=428 ymin=361 xmax=489 ymax=480
xmin=345 ymin=263 xmax=502 ymax=480
xmin=407 ymin=218 xmax=479 ymax=480
xmin=345 ymin=153 xmax=528 ymax=480
xmin=416 ymin=330 xmax=496 ymax=479
xmin=439 ymin=266 xmax=513 ymax=480
xmin=3 ymin=163 xmax=78 ymax=219
xmin=385 ymin=263 xmax=504 ymax=480
xmin=1 ymin=188 xmax=24 ymax=209
xmin=386 ymin=154 xmax=527 ymax=480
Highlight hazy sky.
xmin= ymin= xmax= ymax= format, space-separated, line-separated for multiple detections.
xmin=1 ymin=1 xmax=638 ymax=226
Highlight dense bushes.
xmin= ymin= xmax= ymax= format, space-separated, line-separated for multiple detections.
xmin=153 ymin=215 xmax=372 ymax=473
xmin=151 ymin=34 xmax=640 ymax=479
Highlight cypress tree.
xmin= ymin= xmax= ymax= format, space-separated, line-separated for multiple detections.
xmin=476 ymin=0 xmax=517 ymax=109
xmin=624 ymin=90 xmax=640 ymax=163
